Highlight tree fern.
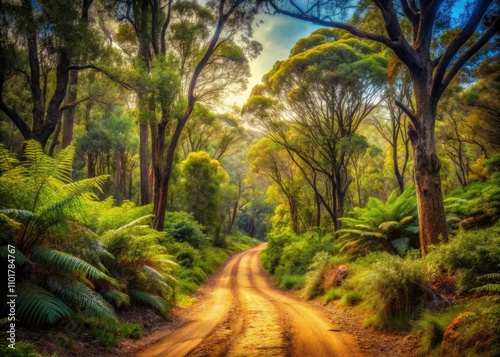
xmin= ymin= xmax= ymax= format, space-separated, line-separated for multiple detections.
xmin=16 ymin=282 xmax=73 ymax=327
xmin=31 ymin=247 xmax=118 ymax=286
xmin=0 ymin=143 xmax=121 ymax=327
xmin=47 ymin=278 xmax=117 ymax=322
xmin=129 ymin=289 xmax=169 ymax=314
xmin=337 ymin=185 xmax=418 ymax=256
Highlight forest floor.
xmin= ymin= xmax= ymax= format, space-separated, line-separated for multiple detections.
xmin=103 ymin=243 xmax=419 ymax=357
xmin=33 ymin=243 xmax=419 ymax=356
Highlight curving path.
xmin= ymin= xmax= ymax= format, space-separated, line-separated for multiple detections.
xmin=137 ymin=244 xmax=363 ymax=357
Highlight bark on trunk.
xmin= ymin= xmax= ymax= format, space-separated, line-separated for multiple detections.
xmin=411 ymin=71 xmax=449 ymax=256
xmin=62 ymin=70 xmax=78 ymax=148
xmin=139 ymin=122 xmax=151 ymax=205
xmin=152 ymin=117 xmax=187 ymax=230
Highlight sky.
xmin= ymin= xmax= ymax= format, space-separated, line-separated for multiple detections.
xmin=223 ymin=14 xmax=322 ymax=109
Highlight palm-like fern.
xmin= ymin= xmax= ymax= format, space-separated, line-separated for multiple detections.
xmin=102 ymin=223 xmax=177 ymax=315
xmin=337 ymin=185 xmax=418 ymax=256
xmin=0 ymin=141 xmax=116 ymax=326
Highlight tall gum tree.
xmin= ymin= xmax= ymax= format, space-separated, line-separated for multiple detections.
xmin=244 ymin=29 xmax=387 ymax=230
xmin=152 ymin=0 xmax=261 ymax=230
xmin=0 ymin=0 xmax=99 ymax=150
xmin=264 ymin=0 xmax=500 ymax=255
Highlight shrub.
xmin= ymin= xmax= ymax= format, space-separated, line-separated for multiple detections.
xmin=302 ymin=251 xmax=330 ymax=300
xmin=341 ymin=290 xmax=362 ymax=306
xmin=279 ymin=274 xmax=305 ymax=289
xmin=359 ymin=253 xmax=428 ymax=330
xmin=427 ymin=223 xmax=500 ymax=292
xmin=322 ymin=288 xmax=343 ymax=304
xmin=165 ymin=212 xmax=205 ymax=248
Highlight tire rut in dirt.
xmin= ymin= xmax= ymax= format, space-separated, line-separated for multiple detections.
xmin=186 ymin=252 xmax=245 ymax=357
xmin=225 ymin=249 xmax=289 ymax=357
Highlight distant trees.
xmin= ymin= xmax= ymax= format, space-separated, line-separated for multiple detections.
xmin=244 ymin=29 xmax=386 ymax=230
xmin=264 ymin=0 xmax=500 ymax=255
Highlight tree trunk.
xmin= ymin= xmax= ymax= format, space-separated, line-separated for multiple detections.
xmin=411 ymin=73 xmax=449 ymax=256
xmin=139 ymin=122 xmax=150 ymax=204
xmin=152 ymin=117 xmax=187 ymax=230
xmin=62 ymin=70 xmax=78 ymax=148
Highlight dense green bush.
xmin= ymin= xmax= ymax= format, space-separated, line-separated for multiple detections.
xmin=356 ymin=253 xmax=429 ymax=330
xmin=427 ymin=223 xmax=500 ymax=293
xmin=302 ymin=251 xmax=330 ymax=300
xmin=165 ymin=212 xmax=205 ymax=248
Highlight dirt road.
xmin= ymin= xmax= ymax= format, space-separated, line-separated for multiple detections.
xmin=137 ymin=244 xmax=363 ymax=357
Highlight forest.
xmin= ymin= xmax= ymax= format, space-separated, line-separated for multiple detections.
xmin=0 ymin=0 xmax=499 ymax=356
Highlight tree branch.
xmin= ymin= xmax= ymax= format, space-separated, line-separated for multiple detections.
xmin=395 ymin=99 xmax=418 ymax=127
xmin=68 ymin=65 xmax=135 ymax=90
xmin=58 ymin=96 xmax=91 ymax=112
xmin=436 ymin=15 xmax=500 ymax=99
xmin=432 ymin=0 xmax=494 ymax=97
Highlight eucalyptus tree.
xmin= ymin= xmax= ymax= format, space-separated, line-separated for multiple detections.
xmin=247 ymin=138 xmax=303 ymax=233
xmin=151 ymin=0 xmax=261 ymax=230
xmin=180 ymin=106 xmax=246 ymax=161
xmin=0 ymin=0 xmax=101 ymax=150
xmin=369 ymin=61 xmax=413 ymax=194
xmin=111 ymin=0 xmax=260 ymax=228
xmin=264 ymin=0 xmax=500 ymax=255
xmin=244 ymin=29 xmax=386 ymax=229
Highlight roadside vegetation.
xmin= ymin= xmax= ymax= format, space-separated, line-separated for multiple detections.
xmin=1 ymin=0 xmax=498 ymax=356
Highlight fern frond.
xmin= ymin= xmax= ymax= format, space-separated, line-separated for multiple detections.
xmin=32 ymin=247 xmax=118 ymax=286
xmin=17 ymin=282 xmax=72 ymax=326
xmin=0 ymin=209 xmax=35 ymax=222
xmin=104 ymin=290 xmax=131 ymax=308
xmin=114 ymin=215 xmax=155 ymax=232
xmin=48 ymin=278 xmax=117 ymax=322
xmin=129 ymin=289 xmax=168 ymax=314
xmin=472 ymin=284 xmax=500 ymax=293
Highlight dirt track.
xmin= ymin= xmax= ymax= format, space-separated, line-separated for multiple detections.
xmin=137 ymin=244 xmax=363 ymax=357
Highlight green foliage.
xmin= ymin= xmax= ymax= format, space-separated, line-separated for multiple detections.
xmin=168 ymin=220 xmax=204 ymax=248
xmin=180 ymin=152 xmax=227 ymax=231
xmin=412 ymin=309 xmax=458 ymax=356
xmin=427 ymin=223 xmax=500 ymax=292
xmin=16 ymin=282 xmax=73 ymax=327
xmin=322 ymin=288 xmax=343 ymax=304
xmin=91 ymin=199 xmax=153 ymax=235
xmin=103 ymin=224 xmax=176 ymax=314
xmin=1 ymin=340 xmax=43 ymax=357
xmin=74 ymin=315 xmax=143 ymax=351
xmin=337 ymin=185 xmax=418 ymax=256
xmin=279 ymin=274 xmax=305 ymax=289
xmin=302 ymin=251 xmax=330 ymax=300
xmin=357 ymin=253 xmax=428 ymax=330
xmin=340 ymin=290 xmax=363 ymax=306
xmin=0 ymin=142 xmax=117 ymax=327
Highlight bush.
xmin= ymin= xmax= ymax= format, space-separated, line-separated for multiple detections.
xmin=322 ymin=288 xmax=343 ymax=304
xmin=302 ymin=252 xmax=330 ymax=300
xmin=341 ymin=290 xmax=363 ymax=306
xmin=427 ymin=223 xmax=500 ymax=293
xmin=279 ymin=274 xmax=305 ymax=289
xmin=168 ymin=221 xmax=204 ymax=248
xmin=358 ymin=253 xmax=428 ymax=330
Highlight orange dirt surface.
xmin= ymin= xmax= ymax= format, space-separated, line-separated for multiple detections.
xmin=136 ymin=244 xmax=364 ymax=357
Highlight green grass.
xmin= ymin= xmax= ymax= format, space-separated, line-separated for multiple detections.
xmin=279 ymin=274 xmax=305 ymax=289
xmin=340 ymin=290 xmax=362 ymax=306
xmin=322 ymin=288 xmax=343 ymax=304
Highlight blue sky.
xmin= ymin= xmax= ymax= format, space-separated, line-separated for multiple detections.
xmin=224 ymin=14 xmax=322 ymax=108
